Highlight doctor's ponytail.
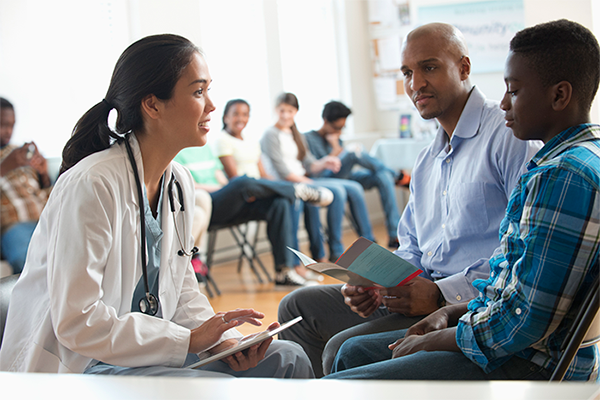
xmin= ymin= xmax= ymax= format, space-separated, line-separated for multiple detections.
xmin=60 ymin=34 xmax=200 ymax=176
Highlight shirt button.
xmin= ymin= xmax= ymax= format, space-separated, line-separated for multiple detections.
xmin=443 ymin=190 xmax=447 ymax=196
xmin=427 ymin=251 xmax=432 ymax=256
xmin=515 ymin=308 xmax=522 ymax=315
xmin=456 ymin=295 xmax=462 ymax=301
xmin=442 ymin=224 xmax=446 ymax=229
xmin=446 ymin=158 xmax=451 ymax=164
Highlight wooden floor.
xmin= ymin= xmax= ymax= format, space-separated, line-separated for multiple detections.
xmin=203 ymin=221 xmax=390 ymax=336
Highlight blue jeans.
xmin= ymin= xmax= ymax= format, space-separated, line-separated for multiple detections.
xmin=320 ymin=151 xmax=400 ymax=239
xmin=209 ymin=176 xmax=296 ymax=269
xmin=290 ymin=199 xmax=326 ymax=261
xmin=324 ymin=329 xmax=552 ymax=380
xmin=311 ymin=178 xmax=374 ymax=260
xmin=1 ymin=221 xmax=38 ymax=274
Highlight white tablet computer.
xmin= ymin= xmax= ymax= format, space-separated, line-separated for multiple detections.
xmin=186 ymin=316 xmax=303 ymax=369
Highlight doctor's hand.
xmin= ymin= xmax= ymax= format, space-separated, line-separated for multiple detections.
xmin=221 ymin=321 xmax=279 ymax=371
xmin=188 ymin=308 xmax=265 ymax=354
xmin=341 ymin=284 xmax=382 ymax=318
xmin=380 ymin=277 xmax=441 ymax=317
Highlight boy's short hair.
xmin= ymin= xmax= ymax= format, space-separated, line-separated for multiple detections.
xmin=322 ymin=101 xmax=352 ymax=122
xmin=0 ymin=97 xmax=14 ymax=111
xmin=510 ymin=19 xmax=600 ymax=113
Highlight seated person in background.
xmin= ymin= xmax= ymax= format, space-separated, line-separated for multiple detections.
xmin=325 ymin=19 xmax=600 ymax=381
xmin=305 ymin=101 xmax=409 ymax=248
xmin=278 ymin=23 xmax=541 ymax=377
xmin=213 ymin=98 xmax=329 ymax=281
xmin=174 ymin=143 xmax=328 ymax=288
xmin=0 ymin=97 xmax=52 ymax=274
xmin=261 ymin=92 xmax=376 ymax=263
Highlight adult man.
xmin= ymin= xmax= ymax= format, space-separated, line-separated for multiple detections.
xmin=278 ymin=23 xmax=541 ymax=377
xmin=304 ymin=101 xmax=410 ymax=248
xmin=0 ymin=97 xmax=52 ymax=274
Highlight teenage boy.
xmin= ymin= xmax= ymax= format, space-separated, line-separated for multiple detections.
xmin=304 ymin=101 xmax=410 ymax=248
xmin=278 ymin=22 xmax=541 ymax=377
xmin=325 ymin=19 xmax=599 ymax=381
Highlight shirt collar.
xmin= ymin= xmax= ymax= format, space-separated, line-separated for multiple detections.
xmin=528 ymin=124 xmax=600 ymax=170
xmin=429 ymin=86 xmax=485 ymax=157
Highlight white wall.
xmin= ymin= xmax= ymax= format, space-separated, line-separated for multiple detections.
xmin=0 ymin=0 xmax=598 ymax=158
xmin=365 ymin=0 xmax=600 ymax=136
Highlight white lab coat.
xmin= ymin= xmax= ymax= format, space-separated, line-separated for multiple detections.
xmin=0 ymin=135 xmax=241 ymax=373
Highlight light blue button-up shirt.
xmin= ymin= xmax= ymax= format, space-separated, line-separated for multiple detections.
xmin=394 ymin=86 xmax=542 ymax=303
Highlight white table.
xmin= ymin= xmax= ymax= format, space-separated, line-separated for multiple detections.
xmin=1 ymin=372 xmax=598 ymax=400
xmin=370 ymin=138 xmax=432 ymax=171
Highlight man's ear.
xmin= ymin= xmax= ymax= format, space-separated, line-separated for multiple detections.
xmin=140 ymin=94 xmax=161 ymax=120
xmin=459 ymin=55 xmax=471 ymax=80
xmin=550 ymin=81 xmax=573 ymax=112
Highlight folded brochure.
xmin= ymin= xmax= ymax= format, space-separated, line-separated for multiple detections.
xmin=288 ymin=237 xmax=421 ymax=288
xmin=186 ymin=316 xmax=303 ymax=369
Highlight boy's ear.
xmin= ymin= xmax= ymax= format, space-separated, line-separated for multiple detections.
xmin=550 ymin=81 xmax=573 ymax=112
xmin=140 ymin=94 xmax=161 ymax=120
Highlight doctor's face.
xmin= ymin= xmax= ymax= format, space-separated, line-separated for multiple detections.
xmin=159 ymin=52 xmax=216 ymax=148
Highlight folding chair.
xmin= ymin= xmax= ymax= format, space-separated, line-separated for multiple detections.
xmin=204 ymin=221 xmax=273 ymax=296
xmin=550 ymin=273 xmax=600 ymax=381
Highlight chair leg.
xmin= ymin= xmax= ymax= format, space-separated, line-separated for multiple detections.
xmin=229 ymin=225 xmax=264 ymax=284
xmin=204 ymin=230 xmax=221 ymax=296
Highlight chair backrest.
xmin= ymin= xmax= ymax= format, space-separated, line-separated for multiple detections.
xmin=0 ymin=274 xmax=20 ymax=348
xmin=550 ymin=274 xmax=599 ymax=381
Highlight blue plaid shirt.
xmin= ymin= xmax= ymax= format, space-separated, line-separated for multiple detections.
xmin=457 ymin=124 xmax=600 ymax=381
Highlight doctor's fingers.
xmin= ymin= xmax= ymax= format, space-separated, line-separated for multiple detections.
xmin=222 ymin=308 xmax=265 ymax=322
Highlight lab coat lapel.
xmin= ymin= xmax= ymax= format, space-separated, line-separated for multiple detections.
xmin=158 ymin=163 xmax=179 ymax=319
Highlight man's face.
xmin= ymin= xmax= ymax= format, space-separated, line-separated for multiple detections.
xmin=0 ymin=108 xmax=15 ymax=147
xmin=323 ymin=117 xmax=346 ymax=136
xmin=500 ymin=51 xmax=554 ymax=143
xmin=400 ymin=34 xmax=469 ymax=122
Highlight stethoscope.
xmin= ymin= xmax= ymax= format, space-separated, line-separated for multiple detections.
xmin=123 ymin=135 xmax=198 ymax=316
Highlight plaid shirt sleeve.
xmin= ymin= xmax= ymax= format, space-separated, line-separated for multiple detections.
xmin=457 ymin=161 xmax=600 ymax=374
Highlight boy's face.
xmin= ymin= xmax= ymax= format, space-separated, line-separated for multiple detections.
xmin=500 ymin=51 xmax=555 ymax=143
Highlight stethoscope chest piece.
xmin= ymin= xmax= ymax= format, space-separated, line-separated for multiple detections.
xmin=139 ymin=293 xmax=159 ymax=316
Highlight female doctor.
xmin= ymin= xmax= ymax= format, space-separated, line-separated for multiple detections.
xmin=0 ymin=34 xmax=313 ymax=378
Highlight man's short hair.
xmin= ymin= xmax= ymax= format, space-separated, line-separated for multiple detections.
xmin=322 ymin=101 xmax=352 ymax=122
xmin=0 ymin=97 xmax=14 ymax=111
xmin=510 ymin=19 xmax=600 ymax=112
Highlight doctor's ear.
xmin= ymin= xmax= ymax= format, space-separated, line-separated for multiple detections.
xmin=140 ymin=94 xmax=162 ymax=120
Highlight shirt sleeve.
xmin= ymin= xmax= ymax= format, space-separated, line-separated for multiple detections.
xmin=456 ymin=167 xmax=600 ymax=372
xmin=213 ymin=132 xmax=234 ymax=158
xmin=260 ymin=129 xmax=292 ymax=179
xmin=304 ymin=131 xmax=329 ymax=159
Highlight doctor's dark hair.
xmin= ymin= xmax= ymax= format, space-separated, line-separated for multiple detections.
xmin=60 ymin=34 xmax=200 ymax=175
xmin=510 ymin=19 xmax=600 ymax=113
xmin=222 ymin=99 xmax=250 ymax=130
xmin=275 ymin=92 xmax=306 ymax=161
xmin=322 ymin=101 xmax=351 ymax=123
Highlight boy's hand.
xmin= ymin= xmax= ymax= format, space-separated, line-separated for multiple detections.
xmin=341 ymin=284 xmax=382 ymax=318
xmin=380 ymin=277 xmax=441 ymax=317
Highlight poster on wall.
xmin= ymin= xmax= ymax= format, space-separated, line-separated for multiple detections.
xmin=417 ymin=0 xmax=524 ymax=73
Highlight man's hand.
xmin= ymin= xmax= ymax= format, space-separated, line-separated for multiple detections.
xmin=1 ymin=143 xmax=33 ymax=176
xmin=341 ymin=284 xmax=382 ymax=318
xmin=380 ymin=276 xmax=441 ymax=317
